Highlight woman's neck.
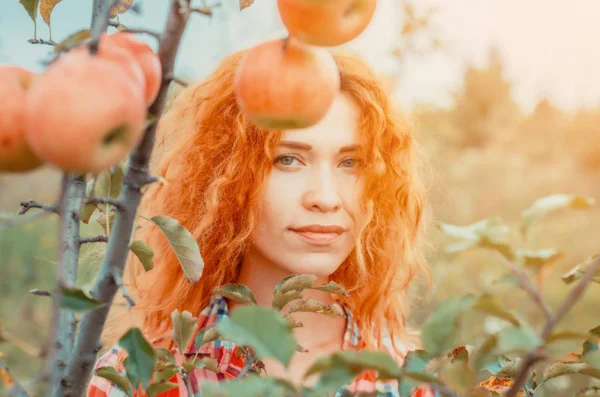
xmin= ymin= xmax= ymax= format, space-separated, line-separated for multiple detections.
xmin=233 ymin=248 xmax=348 ymax=354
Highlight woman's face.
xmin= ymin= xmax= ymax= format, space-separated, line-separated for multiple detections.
xmin=248 ymin=92 xmax=363 ymax=278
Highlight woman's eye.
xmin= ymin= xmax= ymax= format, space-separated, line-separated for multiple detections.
xmin=341 ymin=158 xmax=360 ymax=168
xmin=275 ymin=155 xmax=300 ymax=166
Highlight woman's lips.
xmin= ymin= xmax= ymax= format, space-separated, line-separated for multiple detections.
xmin=292 ymin=230 xmax=341 ymax=245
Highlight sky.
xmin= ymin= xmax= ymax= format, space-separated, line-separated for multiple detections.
xmin=1 ymin=0 xmax=599 ymax=112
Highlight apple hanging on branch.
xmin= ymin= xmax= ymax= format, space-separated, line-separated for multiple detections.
xmin=234 ymin=36 xmax=341 ymax=130
xmin=277 ymin=0 xmax=377 ymax=47
xmin=0 ymin=66 xmax=44 ymax=173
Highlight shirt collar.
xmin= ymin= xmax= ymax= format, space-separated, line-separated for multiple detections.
xmin=183 ymin=294 xmax=362 ymax=377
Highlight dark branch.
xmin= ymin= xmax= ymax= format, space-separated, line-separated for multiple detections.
xmin=164 ymin=73 xmax=189 ymax=87
xmin=19 ymin=200 xmax=58 ymax=215
xmin=84 ymin=197 xmax=124 ymax=211
xmin=30 ymin=289 xmax=52 ymax=297
xmin=43 ymin=174 xmax=85 ymax=396
xmin=112 ymin=271 xmax=136 ymax=309
xmin=28 ymin=38 xmax=57 ymax=46
xmin=505 ymin=254 xmax=600 ymax=397
xmin=55 ymin=1 xmax=193 ymax=395
xmin=108 ymin=21 xmax=162 ymax=40
xmin=498 ymin=254 xmax=553 ymax=321
xmin=80 ymin=236 xmax=109 ymax=245
xmin=120 ymin=28 xmax=161 ymax=40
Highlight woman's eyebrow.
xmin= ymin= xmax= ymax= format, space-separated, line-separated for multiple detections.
xmin=278 ymin=140 xmax=360 ymax=153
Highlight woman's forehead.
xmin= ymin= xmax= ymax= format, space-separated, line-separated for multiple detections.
xmin=277 ymin=93 xmax=361 ymax=152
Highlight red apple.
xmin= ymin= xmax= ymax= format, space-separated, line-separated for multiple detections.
xmin=0 ymin=66 xmax=44 ymax=172
xmin=104 ymin=32 xmax=162 ymax=105
xmin=277 ymin=0 xmax=377 ymax=47
xmin=25 ymin=49 xmax=147 ymax=175
xmin=234 ymin=37 xmax=340 ymax=129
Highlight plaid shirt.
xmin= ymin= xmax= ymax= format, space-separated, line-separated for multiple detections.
xmin=88 ymin=294 xmax=438 ymax=397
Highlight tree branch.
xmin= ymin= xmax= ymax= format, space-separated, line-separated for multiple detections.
xmin=112 ymin=271 xmax=136 ymax=309
xmin=54 ymin=1 xmax=192 ymax=396
xmin=43 ymin=174 xmax=86 ymax=397
xmin=30 ymin=289 xmax=52 ymax=297
xmin=505 ymin=254 xmax=600 ymax=397
xmin=119 ymin=28 xmax=161 ymax=40
xmin=84 ymin=197 xmax=124 ymax=211
xmin=164 ymin=73 xmax=189 ymax=87
xmin=19 ymin=200 xmax=58 ymax=215
xmin=108 ymin=21 xmax=162 ymax=40
xmin=80 ymin=236 xmax=109 ymax=245
xmin=498 ymin=254 xmax=553 ymax=321
xmin=28 ymin=38 xmax=57 ymax=46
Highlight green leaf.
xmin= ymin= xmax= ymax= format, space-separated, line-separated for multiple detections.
xmin=472 ymin=293 xmax=520 ymax=326
xmin=195 ymin=326 xmax=221 ymax=349
xmin=152 ymin=365 xmax=178 ymax=383
xmin=217 ymin=305 xmax=296 ymax=367
xmin=40 ymin=0 xmax=62 ymax=25
xmin=437 ymin=216 xmax=510 ymax=242
xmin=305 ymin=350 xmax=402 ymax=380
xmin=118 ymin=328 xmax=157 ymax=390
xmin=439 ymin=359 xmax=475 ymax=395
xmin=421 ymin=294 xmax=477 ymax=355
xmin=583 ymin=340 xmax=599 ymax=355
xmin=95 ymin=366 xmax=133 ymax=397
xmin=19 ymin=0 xmax=40 ymax=22
xmin=286 ymin=299 xmax=346 ymax=318
xmin=437 ymin=217 xmax=515 ymax=260
xmin=309 ymin=366 xmax=355 ymax=397
xmin=81 ymin=177 xmax=99 ymax=223
xmin=146 ymin=382 xmax=178 ymax=397
xmin=310 ymin=281 xmax=349 ymax=297
xmin=547 ymin=331 xmax=590 ymax=344
xmin=60 ymin=286 xmax=104 ymax=313
xmin=170 ymin=310 xmax=198 ymax=354
xmin=542 ymin=361 xmax=600 ymax=383
xmin=521 ymin=194 xmax=595 ymax=235
xmin=562 ymin=254 xmax=600 ymax=285
xmin=304 ymin=351 xmax=404 ymax=397
xmin=496 ymin=356 xmax=524 ymax=378
xmin=497 ymin=324 xmax=542 ymax=354
xmin=239 ymin=0 xmax=255 ymax=11
xmin=155 ymin=348 xmax=176 ymax=365
xmin=201 ymin=376 xmax=288 ymax=397
xmin=272 ymin=290 xmax=303 ymax=311
xmin=471 ymin=335 xmax=499 ymax=371
xmin=402 ymin=371 xmax=442 ymax=386
xmin=576 ymin=386 xmax=600 ymax=396
xmin=145 ymin=216 xmax=204 ymax=283
xmin=213 ymin=283 xmax=257 ymax=305
xmin=54 ymin=29 xmax=91 ymax=53
xmin=583 ymin=350 xmax=600 ymax=371
xmin=274 ymin=274 xmax=317 ymax=294
xmin=189 ymin=357 xmax=218 ymax=373
xmin=402 ymin=350 xmax=431 ymax=372
xmin=129 ymin=240 xmax=154 ymax=271
xmin=515 ymin=248 xmax=564 ymax=270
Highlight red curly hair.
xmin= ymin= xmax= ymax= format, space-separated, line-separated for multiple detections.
xmin=103 ymin=48 xmax=432 ymax=357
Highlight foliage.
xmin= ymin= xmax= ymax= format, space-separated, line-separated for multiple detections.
xmin=1 ymin=1 xmax=600 ymax=397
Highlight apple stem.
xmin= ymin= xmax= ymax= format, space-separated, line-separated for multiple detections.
xmin=281 ymin=35 xmax=290 ymax=52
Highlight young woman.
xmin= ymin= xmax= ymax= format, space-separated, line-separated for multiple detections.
xmin=87 ymin=45 xmax=437 ymax=397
